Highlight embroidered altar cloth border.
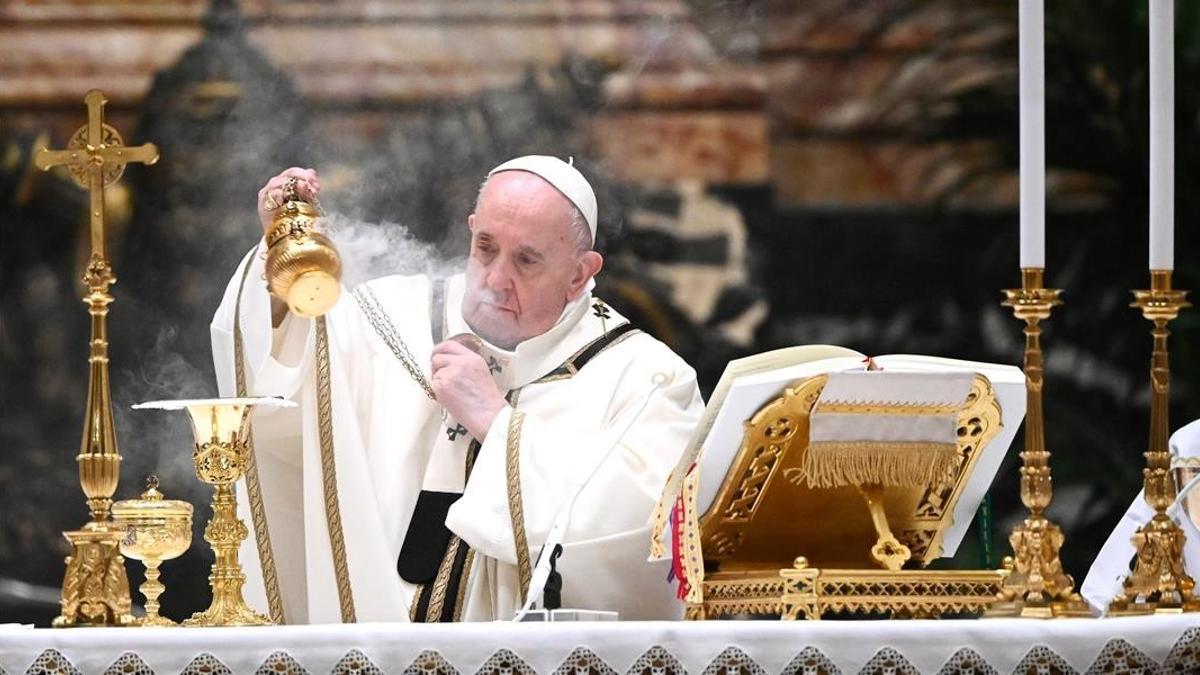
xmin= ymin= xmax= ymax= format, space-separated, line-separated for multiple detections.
xmin=1 ymin=616 xmax=1197 ymax=675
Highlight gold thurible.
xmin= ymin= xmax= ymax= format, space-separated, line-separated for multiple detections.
xmin=264 ymin=179 xmax=341 ymax=318
xmin=986 ymin=268 xmax=1091 ymax=618
xmin=35 ymin=90 xmax=158 ymax=628
xmin=1109 ymin=270 xmax=1200 ymax=615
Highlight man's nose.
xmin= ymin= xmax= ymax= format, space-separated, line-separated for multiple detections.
xmin=484 ymin=259 xmax=514 ymax=292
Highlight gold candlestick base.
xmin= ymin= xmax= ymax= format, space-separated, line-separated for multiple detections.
xmin=51 ymin=525 xmax=133 ymax=628
xmin=986 ymin=268 xmax=1091 ymax=618
xmin=1109 ymin=270 xmax=1200 ymax=615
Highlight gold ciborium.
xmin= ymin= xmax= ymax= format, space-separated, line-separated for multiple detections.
xmin=264 ymin=178 xmax=341 ymax=318
xmin=111 ymin=476 xmax=193 ymax=626
xmin=133 ymin=397 xmax=295 ymax=626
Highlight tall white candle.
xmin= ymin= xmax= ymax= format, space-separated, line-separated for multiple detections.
xmin=1149 ymin=0 xmax=1174 ymax=270
xmin=1019 ymin=0 xmax=1045 ymax=269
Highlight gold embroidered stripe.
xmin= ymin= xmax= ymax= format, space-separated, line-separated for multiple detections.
xmin=233 ymin=252 xmax=285 ymax=624
xmin=424 ymin=535 xmax=462 ymax=622
xmin=452 ymin=550 xmax=476 ymax=622
xmin=815 ymin=401 xmax=960 ymax=415
xmin=506 ymin=410 xmax=532 ymax=601
xmin=316 ymin=316 xmax=357 ymax=622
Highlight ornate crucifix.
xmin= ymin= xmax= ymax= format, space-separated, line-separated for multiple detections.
xmin=36 ymin=89 xmax=159 ymax=628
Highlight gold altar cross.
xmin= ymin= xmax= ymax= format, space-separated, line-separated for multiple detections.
xmin=34 ymin=89 xmax=158 ymax=258
xmin=36 ymin=90 xmax=158 ymax=628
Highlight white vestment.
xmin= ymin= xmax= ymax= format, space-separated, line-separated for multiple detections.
xmin=210 ymin=245 xmax=703 ymax=623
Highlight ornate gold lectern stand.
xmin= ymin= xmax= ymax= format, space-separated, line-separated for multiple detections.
xmin=685 ymin=374 xmax=1008 ymax=620
xmin=36 ymin=90 xmax=159 ymax=627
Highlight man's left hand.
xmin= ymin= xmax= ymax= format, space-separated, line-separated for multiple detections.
xmin=430 ymin=340 xmax=508 ymax=441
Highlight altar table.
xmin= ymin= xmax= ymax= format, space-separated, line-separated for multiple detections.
xmin=1 ymin=615 xmax=1198 ymax=675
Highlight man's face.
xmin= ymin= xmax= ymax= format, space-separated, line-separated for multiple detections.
xmin=462 ymin=171 xmax=600 ymax=350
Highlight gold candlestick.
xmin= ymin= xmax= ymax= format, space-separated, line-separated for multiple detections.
xmin=987 ymin=268 xmax=1091 ymax=618
xmin=1109 ymin=270 xmax=1200 ymax=615
xmin=36 ymin=90 xmax=159 ymax=628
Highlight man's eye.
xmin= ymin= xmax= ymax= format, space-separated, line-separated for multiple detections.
xmin=519 ymin=255 xmax=538 ymax=267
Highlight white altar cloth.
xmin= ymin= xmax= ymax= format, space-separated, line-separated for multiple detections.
xmin=1 ymin=616 xmax=1198 ymax=675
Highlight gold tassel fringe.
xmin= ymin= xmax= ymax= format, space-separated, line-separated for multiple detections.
xmin=798 ymin=441 xmax=960 ymax=489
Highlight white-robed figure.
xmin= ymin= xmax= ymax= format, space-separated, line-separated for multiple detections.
xmin=1081 ymin=419 xmax=1200 ymax=614
xmin=210 ymin=156 xmax=703 ymax=624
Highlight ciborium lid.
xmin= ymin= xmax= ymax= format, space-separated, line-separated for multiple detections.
xmin=112 ymin=476 xmax=193 ymax=519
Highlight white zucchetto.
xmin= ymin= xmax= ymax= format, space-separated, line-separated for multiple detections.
xmin=488 ymin=155 xmax=598 ymax=244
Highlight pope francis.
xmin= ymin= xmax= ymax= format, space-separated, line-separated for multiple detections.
xmin=210 ymin=156 xmax=704 ymax=624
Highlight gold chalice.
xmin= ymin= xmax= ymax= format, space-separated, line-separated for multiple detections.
xmin=133 ymin=397 xmax=295 ymax=626
xmin=112 ymin=476 xmax=192 ymax=627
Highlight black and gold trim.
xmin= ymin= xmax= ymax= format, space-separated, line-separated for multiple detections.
xmin=533 ymin=322 xmax=640 ymax=383
xmin=408 ymin=439 xmax=483 ymax=622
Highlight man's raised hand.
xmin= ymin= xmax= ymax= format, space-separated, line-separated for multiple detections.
xmin=257 ymin=167 xmax=321 ymax=236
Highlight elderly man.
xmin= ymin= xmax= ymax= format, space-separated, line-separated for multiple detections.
xmin=210 ymin=157 xmax=703 ymax=624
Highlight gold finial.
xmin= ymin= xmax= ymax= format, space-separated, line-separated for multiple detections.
xmin=141 ymin=475 xmax=163 ymax=501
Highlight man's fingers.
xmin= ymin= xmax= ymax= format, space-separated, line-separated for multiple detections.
xmin=431 ymin=352 xmax=483 ymax=374
xmin=431 ymin=353 xmax=457 ymax=373
xmin=263 ymin=187 xmax=285 ymax=209
xmin=263 ymin=178 xmax=316 ymax=201
xmin=282 ymin=167 xmax=314 ymax=180
xmin=432 ymin=340 xmax=474 ymax=358
xmin=261 ymin=168 xmax=320 ymax=205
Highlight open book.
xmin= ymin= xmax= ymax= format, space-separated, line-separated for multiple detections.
xmin=651 ymin=345 xmax=1026 ymax=569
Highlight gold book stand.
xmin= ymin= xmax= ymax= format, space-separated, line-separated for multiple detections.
xmin=686 ymin=373 xmax=1008 ymax=620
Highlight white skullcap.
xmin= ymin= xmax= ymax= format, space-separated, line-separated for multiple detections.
xmin=488 ymin=155 xmax=597 ymax=245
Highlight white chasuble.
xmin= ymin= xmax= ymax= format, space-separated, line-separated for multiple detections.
xmin=210 ymin=244 xmax=703 ymax=623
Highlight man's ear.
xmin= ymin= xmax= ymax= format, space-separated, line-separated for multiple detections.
xmin=567 ymin=251 xmax=604 ymax=301
xmin=467 ymin=213 xmax=476 ymax=232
